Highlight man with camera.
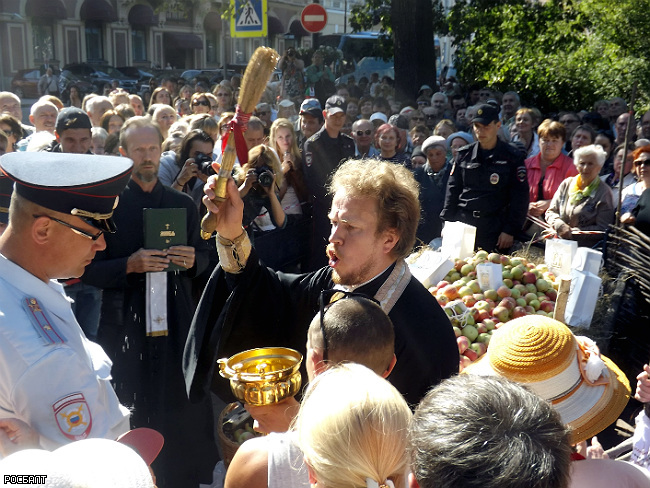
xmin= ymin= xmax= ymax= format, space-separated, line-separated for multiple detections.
xmin=82 ymin=117 xmax=218 ymax=488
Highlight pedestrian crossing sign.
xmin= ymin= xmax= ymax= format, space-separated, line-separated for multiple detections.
xmin=230 ymin=0 xmax=268 ymax=38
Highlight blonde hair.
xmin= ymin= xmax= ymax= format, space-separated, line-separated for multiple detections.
xmin=270 ymin=118 xmax=301 ymax=162
xmin=295 ymin=364 xmax=411 ymax=488
xmin=235 ymin=144 xmax=284 ymax=188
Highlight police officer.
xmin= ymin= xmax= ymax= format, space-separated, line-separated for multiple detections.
xmin=303 ymin=95 xmax=355 ymax=270
xmin=0 ymin=152 xmax=132 ymax=451
xmin=441 ymin=103 xmax=529 ymax=252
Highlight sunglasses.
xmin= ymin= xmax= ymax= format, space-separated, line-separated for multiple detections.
xmin=634 ymin=159 xmax=650 ymax=166
xmin=411 ymin=116 xmax=425 ymax=122
xmin=33 ymin=214 xmax=104 ymax=240
xmin=256 ymin=111 xmax=269 ymax=116
xmin=355 ymin=129 xmax=372 ymax=136
xmin=192 ymin=100 xmax=209 ymax=106
xmin=216 ymin=93 xmax=229 ymax=97
xmin=318 ymin=290 xmax=380 ymax=361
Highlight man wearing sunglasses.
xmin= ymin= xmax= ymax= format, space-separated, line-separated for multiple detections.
xmin=351 ymin=119 xmax=378 ymax=158
xmin=187 ymin=159 xmax=459 ymax=408
xmin=0 ymin=151 xmax=132 ymax=451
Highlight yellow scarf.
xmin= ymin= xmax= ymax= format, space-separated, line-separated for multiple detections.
xmin=569 ymin=175 xmax=600 ymax=205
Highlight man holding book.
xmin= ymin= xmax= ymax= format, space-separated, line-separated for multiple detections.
xmin=82 ymin=117 xmax=217 ymax=488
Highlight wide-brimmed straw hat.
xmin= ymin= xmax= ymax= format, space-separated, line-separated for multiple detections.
xmin=465 ymin=315 xmax=630 ymax=444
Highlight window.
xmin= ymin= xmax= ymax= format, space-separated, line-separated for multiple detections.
xmin=85 ymin=22 xmax=103 ymax=61
xmin=33 ymin=21 xmax=55 ymax=63
xmin=206 ymin=29 xmax=219 ymax=64
xmin=132 ymin=28 xmax=147 ymax=62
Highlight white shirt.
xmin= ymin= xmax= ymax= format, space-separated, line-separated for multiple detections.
xmin=0 ymin=254 xmax=130 ymax=452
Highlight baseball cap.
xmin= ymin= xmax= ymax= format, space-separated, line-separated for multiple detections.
xmin=278 ymin=99 xmax=295 ymax=108
xmin=325 ymin=95 xmax=347 ymax=115
xmin=117 ymin=427 xmax=165 ymax=466
xmin=0 ymin=152 xmax=133 ymax=233
xmin=473 ymin=103 xmax=499 ymax=125
xmin=369 ymin=112 xmax=388 ymax=124
xmin=56 ymin=107 xmax=92 ymax=134
xmin=465 ymin=315 xmax=630 ymax=444
xmin=300 ymin=98 xmax=322 ymax=118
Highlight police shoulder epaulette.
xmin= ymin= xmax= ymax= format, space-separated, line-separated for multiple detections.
xmin=21 ymin=297 xmax=67 ymax=345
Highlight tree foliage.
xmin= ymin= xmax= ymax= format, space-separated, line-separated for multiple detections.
xmin=448 ymin=0 xmax=650 ymax=113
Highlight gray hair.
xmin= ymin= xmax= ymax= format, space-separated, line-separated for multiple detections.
xmin=503 ymin=91 xmax=521 ymax=103
xmin=573 ymin=144 xmax=607 ymax=168
xmin=30 ymin=100 xmax=58 ymax=117
xmin=430 ymin=92 xmax=448 ymax=104
xmin=85 ymin=96 xmax=112 ymax=114
xmin=409 ymin=375 xmax=572 ymax=488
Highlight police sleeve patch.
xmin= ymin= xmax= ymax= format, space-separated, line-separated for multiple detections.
xmin=517 ymin=166 xmax=527 ymax=183
xmin=53 ymin=392 xmax=93 ymax=441
xmin=305 ymin=152 xmax=313 ymax=168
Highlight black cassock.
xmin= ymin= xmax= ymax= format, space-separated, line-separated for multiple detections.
xmin=84 ymin=179 xmax=218 ymax=488
xmin=184 ymin=250 xmax=459 ymax=408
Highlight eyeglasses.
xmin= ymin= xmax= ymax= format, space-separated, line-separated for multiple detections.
xmin=411 ymin=117 xmax=425 ymax=122
xmin=256 ymin=111 xmax=269 ymax=116
xmin=355 ymin=129 xmax=372 ymax=136
xmin=192 ymin=100 xmax=209 ymax=106
xmin=33 ymin=214 xmax=103 ymax=240
xmin=318 ymin=290 xmax=380 ymax=361
xmin=634 ymin=159 xmax=650 ymax=166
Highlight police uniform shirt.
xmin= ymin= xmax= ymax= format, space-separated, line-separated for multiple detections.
xmin=442 ymin=139 xmax=529 ymax=238
xmin=0 ymin=254 xmax=130 ymax=452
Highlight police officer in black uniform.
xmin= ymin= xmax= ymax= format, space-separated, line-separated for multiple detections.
xmin=441 ymin=103 xmax=529 ymax=252
xmin=303 ymin=95 xmax=355 ymax=270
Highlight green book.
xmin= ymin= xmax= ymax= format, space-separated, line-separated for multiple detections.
xmin=143 ymin=208 xmax=187 ymax=272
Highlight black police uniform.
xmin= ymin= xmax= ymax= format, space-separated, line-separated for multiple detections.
xmin=302 ymin=125 xmax=355 ymax=270
xmin=441 ymin=139 xmax=529 ymax=252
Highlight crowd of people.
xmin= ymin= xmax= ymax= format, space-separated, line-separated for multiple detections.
xmin=1 ymin=47 xmax=650 ymax=488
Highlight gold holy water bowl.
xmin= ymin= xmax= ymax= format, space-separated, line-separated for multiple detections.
xmin=217 ymin=347 xmax=303 ymax=405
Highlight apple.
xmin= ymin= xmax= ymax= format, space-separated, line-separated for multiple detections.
xmin=529 ymin=299 xmax=541 ymax=311
xmin=536 ymin=263 xmax=549 ymax=273
xmin=485 ymin=298 xmax=496 ymax=309
xmin=514 ymin=283 xmax=527 ymax=294
xmin=454 ymin=259 xmax=466 ymax=271
xmin=526 ymin=262 xmax=535 ymax=269
xmin=459 ymin=355 xmax=472 ymax=372
xmin=457 ymin=335 xmax=470 ymax=354
xmin=500 ymin=255 xmax=511 ymax=266
xmin=502 ymin=269 xmax=513 ymax=280
xmin=475 ymin=250 xmax=488 ymax=260
xmin=461 ymin=263 xmax=475 ymax=276
xmin=428 ymin=286 xmax=438 ymax=295
xmin=492 ymin=306 xmax=510 ymax=322
xmin=546 ymin=289 xmax=558 ymax=301
xmin=463 ymin=315 xmax=476 ymax=326
xmin=500 ymin=297 xmax=517 ymax=310
xmin=473 ymin=293 xmax=485 ymax=301
xmin=462 ymin=295 xmax=477 ymax=307
xmin=475 ymin=300 xmax=490 ymax=311
xmin=477 ymin=323 xmax=488 ymax=334
xmin=536 ymin=310 xmax=548 ymax=316
xmin=482 ymin=319 xmax=496 ymax=331
xmin=503 ymin=278 xmax=514 ymax=288
xmin=525 ymin=283 xmax=538 ymax=294
xmin=437 ymin=280 xmax=449 ymax=289
xmin=510 ymin=287 xmax=521 ymax=299
xmin=484 ymin=289 xmax=498 ymax=301
xmin=463 ymin=348 xmax=478 ymax=362
xmin=437 ymin=295 xmax=449 ymax=306
xmin=525 ymin=305 xmax=535 ymax=314
xmin=540 ymin=300 xmax=555 ymax=313
xmin=458 ymin=285 xmax=473 ymax=298
xmin=497 ymin=285 xmax=512 ymax=298
xmin=470 ymin=342 xmax=488 ymax=357
xmin=512 ymin=306 xmax=527 ymax=318
xmin=476 ymin=332 xmax=492 ymax=345
xmin=453 ymin=326 xmax=462 ymax=338
xmin=488 ymin=252 xmax=502 ymax=264
xmin=522 ymin=272 xmax=537 ymax=284
xmin=536 ymin=278 xmax=551 ymax=292
xmin=443 ymin=285 xmax=460 ymax=300
xmin=477 ymin=309 xmax=490 ymax=321
xmin=449 ymin=271 xmax=461 ymax=282
xmin=524 ymin=292 xmax=538 ymax=304
xmin=516 ymin=297 xmax=527 ymax=307
xmin=462 ymin=324 xmax=479 ymax=342
xmin=511 ymin=266 xmax=525 ymax=281
xmin=469 ymin=280 xmax=482 ymax=294
xmin=510 ymin=257 xmax=526 ymax=267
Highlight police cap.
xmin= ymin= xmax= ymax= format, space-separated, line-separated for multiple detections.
xmin=0 ymin=152 xmax=132 ymax=233
xmin=0 ymin=173 xmax=12 ymax=224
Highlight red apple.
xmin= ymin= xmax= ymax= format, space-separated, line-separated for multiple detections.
xmin=437 ymin=295 xmax=450 ymax=306
xmin=470 ymin=342 xmax=488 ymax=357
xmin=476 ymin=323 xmax=488 ymax=334
xmin=500 ymin=297 xmax=517 ymax=310
xmin=546 ymin=289 xmax=558 ymax=301
xmin=477 ymin=309 xmax=490 ymax=322
xmin=488 ymin=252 xmax=501 ymax=264
xmin=457 ymin=335 xmax=470 ymax=354
xmin=512 ymin=306 xmax=527 ymax=318
xmin=492 ymin=306 xmax=510 ymax=322
xmin=443 ymin=285 xmax=459 ymax=300
xmin=522 ymin=272 xmax=537 ymax=284
xmin=454 ymin=259 xmax=466 ymax=271
xmin=497 ymin=285 xmax=512 ymax=298
xmin=525 ymin=305 xmax=535 ymax=314
xmin=540 ymin=300 xmax=555 ymax=313
xmin=463 ymin=348 xmax=479 ymax=362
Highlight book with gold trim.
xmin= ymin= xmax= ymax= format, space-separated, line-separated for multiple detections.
xmin=143 ymin=207 xmax=187 ymax=272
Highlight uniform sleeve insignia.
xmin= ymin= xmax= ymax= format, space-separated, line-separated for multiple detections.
xmin=22 ymin=297 xmax=67 ymax=344
xmin=490 ymin=173 xmax=500 ymax=185
xmin=305 ymin=152 xmax=313 ymax=167
xmin=517 ymin=166 xmax=527 ymax=182
xmin=53 ymin=393 xmax=93 ymax=441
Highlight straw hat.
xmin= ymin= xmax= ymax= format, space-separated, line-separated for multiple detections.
xmin=465 ymin=315 xmax=630 ymax=444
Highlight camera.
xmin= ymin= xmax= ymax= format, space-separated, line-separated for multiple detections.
xmin=194 ymin=152 xmax=214 ymax=175
xmin=255 ymin=165 xmax=274 ymax=188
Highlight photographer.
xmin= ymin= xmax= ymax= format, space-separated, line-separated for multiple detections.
xmin=234 ymin=145 xmax=287 ymax=241
xmin=279 ymin=48 xmax=305 ymax=104
xmin=159 ymin=129 xmax=215 ymax=213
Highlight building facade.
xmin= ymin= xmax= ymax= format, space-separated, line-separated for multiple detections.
xmin=0 ymin=0 xmax=361 ymax=90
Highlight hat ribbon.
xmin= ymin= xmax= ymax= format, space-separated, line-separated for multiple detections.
xmin=71 ymin=206 xmax=115 ymax=220
xmin=366 ymin=478 xmax=395 ymax=488
xmin=576 ymin=336 xmax=609 ymax=387
xmin=221 ymin=104 xmax=250 ymax=167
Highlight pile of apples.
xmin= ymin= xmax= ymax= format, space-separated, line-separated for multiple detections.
xmin=428 ymin=250 xmax=559 ymax=372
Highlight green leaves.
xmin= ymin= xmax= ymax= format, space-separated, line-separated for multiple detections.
xmin=449 ymin=0 xmax=650 ymax=112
